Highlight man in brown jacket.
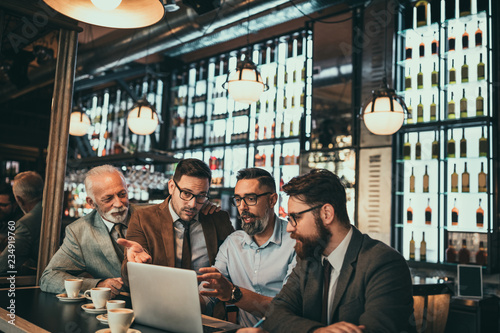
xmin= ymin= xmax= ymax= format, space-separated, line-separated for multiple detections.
xmin=119 ymin=158 xmax=234 ymax=283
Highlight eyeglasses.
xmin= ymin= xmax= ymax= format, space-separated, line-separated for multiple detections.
xmin=287 ymin=205 xmax=323 ymax=227
xmin=173 ymin=180 xmax=210 ymax=204
xmin=231 ymin=192 xmax=272 ymax=207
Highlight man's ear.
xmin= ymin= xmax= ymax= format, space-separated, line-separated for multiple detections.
xmin=15 ymin=195 xmax=24 ymax=208
xmin=86 ymin=196 xmax=95 ymax=208
xmin=269 ymin=192 xmax=278 ymax=208
xmin=322 ymin=204 xmax=335 ymax=225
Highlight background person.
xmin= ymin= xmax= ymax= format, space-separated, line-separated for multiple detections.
xmin=0 ymin=182 xmax=23 ymax=252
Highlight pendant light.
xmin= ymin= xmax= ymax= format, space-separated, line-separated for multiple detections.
xmin=42 ymin=0 xmax=165 ymax=29
xmin=127 ymin=97 xmax=159 ymax=135
xmin=69 ymin=106 xmax=91 ymax=136
xmin=361 ymin=0 xmax=408 ymax=135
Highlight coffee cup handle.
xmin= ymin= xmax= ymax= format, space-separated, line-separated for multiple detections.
xmin=83 ymin=290 xmax=91 ymax=299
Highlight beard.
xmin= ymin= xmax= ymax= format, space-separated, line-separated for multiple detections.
xmin=98 ymin=206 xmax=129 ymax=224
xmin=239 ymin=208 xmax=271 ymax=236
xmin=291 ymin=214 xmax=331 ymax=260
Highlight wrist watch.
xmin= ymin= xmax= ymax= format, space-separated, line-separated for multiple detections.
xmin=228 ymin=285 xmax=242 ymax=304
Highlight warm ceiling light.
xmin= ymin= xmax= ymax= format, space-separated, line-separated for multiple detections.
xmin=42 ymin=0 xmax=165 ymax=29
xmin=91 ymin=0 xmax=122 ymax=11
xmin=362 ymin=81 xmax=407 ymax=135
xmin=224 ymin=58 xmax=267 ymax=104
xmin=127 ymin=98 xmax=159 ymax=135
xmin=69 ymin=107 xmax=91 ymax=136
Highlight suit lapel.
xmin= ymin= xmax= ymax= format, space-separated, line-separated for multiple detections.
xmin=158 ymin=197 xmax=176 ymax=267
xmin=303 ymin=259 xmax=324 ymax=322
xmin=200 ymin=214 xmax=217 ymax=265
xmin=91 ymin=212 xmax=121 ymax=270
xmin=330 ymin=227 xmax=363 ymax=320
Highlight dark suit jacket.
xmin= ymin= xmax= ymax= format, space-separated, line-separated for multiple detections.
xmin=264 ymin=226 xmax=415 ymax=333
xmin=121 ymin=196 xmax=234 ymax=283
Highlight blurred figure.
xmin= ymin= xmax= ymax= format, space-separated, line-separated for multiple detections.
xmin=0 ymin=182 xmax=23 ymax=251
xmin=0 ymin=171 xmax=44 ymax=274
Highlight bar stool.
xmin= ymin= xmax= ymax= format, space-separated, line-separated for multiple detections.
xmin=412 ymin=279 xmax=454 ymax=333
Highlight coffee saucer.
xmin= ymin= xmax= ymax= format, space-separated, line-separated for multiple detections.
xmin=96 ymin=314 xmax=108 ymax=325
xmin=81 ymin=304 xmax=107 ymax=314
xmin=56 ymin=294 xmax=86 ymax=302
xmin=95 ymin=329 xmax=140 ymax=333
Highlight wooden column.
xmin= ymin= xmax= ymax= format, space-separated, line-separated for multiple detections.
xmin=37 ymin=29 xmax=78 ymax=283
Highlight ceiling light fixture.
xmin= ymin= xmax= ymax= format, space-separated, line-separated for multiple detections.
xmin=127 ymin=97 xmax=159 ymax=135
xmin=69 ymin=106 xmax=91 ymax=136
xmin=42 ymin=0 xmax=165 ymax=29
xmin=163 ymin=0 xmax=180 ymax=12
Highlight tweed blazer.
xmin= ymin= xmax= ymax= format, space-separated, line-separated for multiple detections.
xmin=263 ymin=226 xmax=415 ymax=333
xmin=121 ymin=196 xmax=234 ymax=282
xmin=40 ymin=209 xmax=125 ymax=293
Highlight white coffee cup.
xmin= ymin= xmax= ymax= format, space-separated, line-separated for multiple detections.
xmin=83 ymin=287 xmax=111 ymax=309
xmin=108 ymin=308 xmax=134 ymax=333
xmin=64 ymin=279 xmax=83 ymax=298
xmin=106 ymin=300 xmax=126 ymax=311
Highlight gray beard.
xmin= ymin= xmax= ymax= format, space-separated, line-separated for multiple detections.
xmin=241 ymin=209 xmax=271 ymax=236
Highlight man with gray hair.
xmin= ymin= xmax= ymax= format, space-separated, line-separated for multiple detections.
xmin=0 ymin=171 xmax=44 ymax=274
xmin=40 ymin=165 xmax=129 ymax=297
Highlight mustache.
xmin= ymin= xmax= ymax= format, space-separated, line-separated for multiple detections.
xmin=182 ymin=208 xmax=197 ymax=214
xmin=110 ymin=208 xmax=127 ymax=214
xmin=238 ymin=211 xmax=257 ymax=219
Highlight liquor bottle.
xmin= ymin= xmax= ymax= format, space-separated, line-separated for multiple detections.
xmin=417 ymin=65 xmax=424 ymax=89
xmin=431 ymin=63 xmax=438 ymax=87
xmin=255 ymin=123 xmax=259 ymax=140
xmin=461 ymin=55 xmax=469 ymax=82
xmin=405 ymin=68 xmax=412 ymax=90
xmin=478 ymin=162 xmax=487 ymax=192
xmin=419 ymin=35 xmax=425 ymax=58
xmin=407 ymin=199 xmax=413 ymax=223
xmin=432 ymin=131 xmax=439 ymax=159
xmin=458 ymin=239 xmax=470 ymax=264
xmin=448 ymin=92 xmax=455 ymax=119
xmin=405 ymin=45 xmax=413 ymax=60
xmin=476 ymin=241 xmax=487 ymax=266
xmin=423 ymin=165 xmax=429 ymax=193
xmin=409 ymin=167 xmax=415 ymax=193
xmin=460 ymin=128 xmax=467 ymax=158
xmin=416 ymin=0 xmax=428 ymax=27
xmin=451 ymin=164 xmax=459 ymax=192
xmin=417 ymin=97 xmax=424 ymax=123
xmin=462 ymin=24 xmax=469 ymax=49
xmin=420 ymin=232 xmax=427 ymax=262
xmin=475 ymin=21 xmax=483 ymax=47
xmin=403 ymin=133 xmax=411 ymax=160
xmin=289 ymin=119 xmax=294 ymax=137
xmin=477 ymin=53 xmax=485 ymax=80
xmin=460 ymin=89 xmax=467 ymax=118
xmin=459 ymin=0 xmax=471 ymax=17
xmin=430 ymin=95 xmax=437 ymax=121
xmin=476 ymin=199 xmax=484 ymax=227
xmin=447 ymin=130 xmax=456 ymax=158
xmin=476 ymin=87 xmax=484 ymax=116
xmin=462 ymin=162 xmax=470 ymax=192
xmin=425 ymin=198 xmax=432 ymax=225
xmin=300 ymin=92 xmax=305 ymax=108
xmin=409 ymin=232 xmax=415 ymax=260
xmin=451 ymin=198 xmax=459 ymax=226
xmin=479 ymin=127 xmax=488 ymax=157
xmin=446 ymin=239 xmax=458 ymax=263
xmin=431 ymin=33 xmax=439 ymax=55
xmin=449 ymin=59 xmax=456 ymax=84
xmin=407 ymin=99 xmax=413 ymax=124
xmin=448 ymin=27 xmax=456 ymax=51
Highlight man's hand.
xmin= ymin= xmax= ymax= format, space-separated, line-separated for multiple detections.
xmin=97 ymin=277 xmax=123 ymax=298
xmin=201 ymin=201 xmax=221 ymax=215
xmin=314 ymin=322 xmax=366 ymax=333
xmin=117 ymin=238 xmax=152 ymax=263
xmin=198 ymin=267 xmax=233 ymax=302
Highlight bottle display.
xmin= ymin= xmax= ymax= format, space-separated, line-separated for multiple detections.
xmin=461 ymin=162 xmax=470 ymax=192
xmin=451 ymin=198 xmax=459 ymax=226
xmin=410 ymin=231 xmax=415 ymax=260
xmin=476 ymin=199 xmax=484 ymax=228
xmin=458 ymin=239 xmax=470 ymax=264
xmin=407 ymin=199 xmax=413 ymax=224
xmin=409 ymin=167 xmax=415 ymax=193
xmin=425 ymin=198 xmax=432 ymax=225
xmin=415 ymin=133 xmax=422 ymax=159
xmin=478 ymin=127 xmax=487 ymax=157
xmin=460 ymin=89 xmax=467 ymax=118
xmin=476 ymin=87 xmax=484 ymax=116
xmin=417 ymin=65 xmax=424 ymax=89
xmin=446 ymin=239 xmax=458 ymax=263
xmin=451 ymin=164 xmax=458 ymax=192
xmin=447 ymin=130 xmax=455 ymax=157
xmin=422 ymin=165 xmax=429 ymax=193
xmin=476 ymin=241 xmax=487 ymax=266
xmin=478 ymin=162 xmax=487 ymax=192
xmin=420 ymin=232 xmax=427 ymax=262
xmin=460 ymin=128 xmax=467 ymax=157
xmin=448 ymin=92 xmax=455 ymax=119
xmin=431 ymin=131 xmax=439 ymax=159
xmin=461 ymin=55 xmax=469 ymax=82
xmin=462 ymin=24 xmax=469 ymax=49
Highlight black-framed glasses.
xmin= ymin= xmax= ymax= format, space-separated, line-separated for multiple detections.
xmin=231 ymin=192 xmax=272 ymax=207
xmin=287 ymin=205 xmax=324 ymax=227
xmin=173 ymin=180 xmax=210 ymax=204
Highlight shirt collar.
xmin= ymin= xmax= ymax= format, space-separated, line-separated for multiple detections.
xmin=168 ymin=197 xmax=198 ymax=224
xmin=98 ymin=212 xmax=129 ymax=232
xmin=322 ymin=227 xmax=353 ymax=272
xmin=242 ymin=214 xmax=283 ymax=248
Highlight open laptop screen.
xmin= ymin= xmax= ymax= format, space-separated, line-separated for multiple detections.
xmin=457 ymin=264 xmax=483 ymax=298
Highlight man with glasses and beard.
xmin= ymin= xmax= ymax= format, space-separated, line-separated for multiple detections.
xmin=260 ymin=169 xmax=415 ymax=333
xmin=197 ymin=168 xmax=296 ymax=327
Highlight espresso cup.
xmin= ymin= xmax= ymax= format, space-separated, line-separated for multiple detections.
xmin=64 ymin=279 xmax=83 ymax=298
xmin=108 ymin=308 xmax=134 ymax=333
xmin=106 ymin=300 xmax=126 ymax=311
xmin=83 ymin=287 xmax=111 ymax=309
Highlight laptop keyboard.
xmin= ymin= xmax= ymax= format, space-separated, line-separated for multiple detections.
xmin=203 ymin=325 xmax=223 ymax=333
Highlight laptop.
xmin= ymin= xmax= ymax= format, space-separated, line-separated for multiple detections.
xmin=127 ymin=262 xmax=241 ymax=333
xmin=457 ymin=264 xmax=483 ymax=298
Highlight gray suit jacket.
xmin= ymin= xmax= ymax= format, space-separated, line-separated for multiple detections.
xmin=40 ymin=209 xmax=123 ymax=293
xmin=264 ymin=226 xmax=415 ymax=333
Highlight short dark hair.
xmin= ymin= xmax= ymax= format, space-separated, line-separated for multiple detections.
xmin=283 ymin=169 xmax=350 ymax=226
xmin=173 ymin=158 xmax=212 ymax=184
xmin=0 ymin=182 xmax=15 ymax=203
xmin=236 ymin=168 xmax=276 ymax=193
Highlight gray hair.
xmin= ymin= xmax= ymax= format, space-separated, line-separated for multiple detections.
xmin=13 ymin=171 xmax=44 ymax=203
xmin=84 ymin=165 xmax=125 ymax=200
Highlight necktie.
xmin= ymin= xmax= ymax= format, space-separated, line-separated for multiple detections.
xmin=321 ymin=260 xmax=332 ymax=325
xmin=111 ymin=223 xmax=125 ymax=241
xmin=181 ymin=221 xmax=192 ymax=269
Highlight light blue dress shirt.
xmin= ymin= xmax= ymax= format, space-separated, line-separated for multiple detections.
xmin=206 ymin=216 xmax=296 ymax=327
